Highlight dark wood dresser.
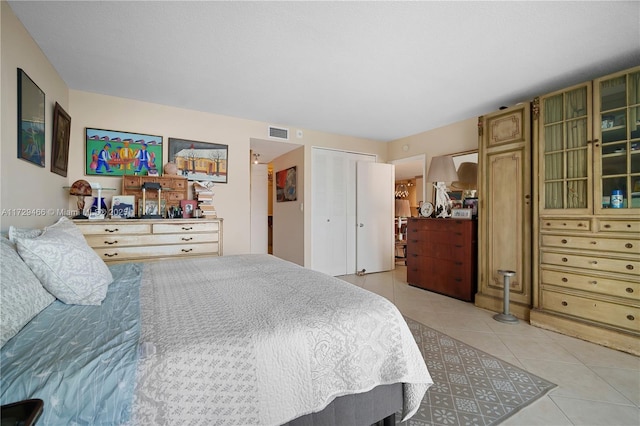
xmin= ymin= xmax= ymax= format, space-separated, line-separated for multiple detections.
xmin=406 ymin=218 xmax=478 ymax=302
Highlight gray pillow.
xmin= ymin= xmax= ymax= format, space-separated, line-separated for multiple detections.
xmin=0 ymin=237 xmax=55 ymax=347
xmin=14 ymin=217 xmax=113 ymax=305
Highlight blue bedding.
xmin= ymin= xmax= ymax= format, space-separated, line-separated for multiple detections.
xmin=0 ymin=263 xmax=143 ymax=425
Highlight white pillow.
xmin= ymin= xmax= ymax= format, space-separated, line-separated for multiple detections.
xmin=1 ymin=237 xmax=55 ymax=347
xmin=14 ymin=217 xmax=113 ymax=305
xmin=8 ymin=226 xmax=42 ymax=243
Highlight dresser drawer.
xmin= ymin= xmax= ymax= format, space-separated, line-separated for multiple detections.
xmin=541 ymin=234 xmax=639 ymax=254
xmin=94 ymin=242 xmax=220 ymax=262
xmin=540 ymin=290 xmax=640 ymax=332
xmin=598 ymin=220 xmax=640 ymax=233
xmin=75 ymin=222 xmax=151 ymax=235
xmin=85 ymin=232 xmax=217 ymax=248
xmin=541 ymin=268 xmax=640 ymax=301
xmin=153 ymin=221 xmax=219 ymax=234
xmin=540 ymin=219 xmax=590 ymax=231
xmin=541 ymin=251 xmax=640 ymax=275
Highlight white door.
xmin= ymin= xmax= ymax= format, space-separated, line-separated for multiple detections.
xmin=356 ymin=162 xmax=394 ymax=274
xmin=311 ymin=148 xmax=375 ymax=276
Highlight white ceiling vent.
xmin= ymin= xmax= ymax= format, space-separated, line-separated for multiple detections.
xmin=268 ymin=126 xmax=289 ymax=140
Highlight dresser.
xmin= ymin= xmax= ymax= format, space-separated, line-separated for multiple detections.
xmin=406 ymin=218 xmax=477 ymax=302
xmin=74 ymin=218 xmax=223 ymax=264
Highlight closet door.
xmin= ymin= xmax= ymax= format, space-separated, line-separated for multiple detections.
xmin=311 ymin=148 xmax=376 ymax=276
xmin=477 ymin=103 xmax=533 ymax=319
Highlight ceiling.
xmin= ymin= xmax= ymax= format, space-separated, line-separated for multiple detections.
xmin=9 ymin=1 xmax=640 ymax=169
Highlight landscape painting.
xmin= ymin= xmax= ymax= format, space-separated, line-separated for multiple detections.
xmin=168 ymin=138 xmax=228 ymax=183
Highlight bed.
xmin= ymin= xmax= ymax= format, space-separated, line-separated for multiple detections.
xmin=1 ymin=218 xmax=432 ymax=425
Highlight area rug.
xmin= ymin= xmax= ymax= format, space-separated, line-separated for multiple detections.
xmin=400 ymin=317 xmax=556 ymax=426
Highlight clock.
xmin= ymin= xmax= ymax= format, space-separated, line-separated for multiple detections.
xmin=420 ymin=201 xmax=434 ymax=217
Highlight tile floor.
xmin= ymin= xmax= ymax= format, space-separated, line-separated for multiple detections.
xmin=339 ymin=266 xmax=640 ymax=426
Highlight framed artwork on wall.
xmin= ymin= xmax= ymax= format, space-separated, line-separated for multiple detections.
xmin=51 ymin=102 xmax=71 ymax=177
xmin=276 ymin=166 xmax=297 ymax=202
xmin=168 ymin=137 xmax=228 ymax=183
xmin=17 ymin=68 xmax=45 ymax=167
xmin=85 ymin=128 xmax=163 ymax=176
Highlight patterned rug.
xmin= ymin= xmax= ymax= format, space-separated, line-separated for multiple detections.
xmin=401 ymin=317 xmax=556 ymax=426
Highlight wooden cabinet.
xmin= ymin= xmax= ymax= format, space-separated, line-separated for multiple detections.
xmin=531 ymin=66 xmax=640 ymax=355
xmin=75 ymin=218 xmax=223 ymax=264
xmin=121 ymin=175 xmax=188 ymax=216
xmin=476 ymin=103 xmax=533 ymax=318
xmin=406 ymin=218 xmax=477 ymax=302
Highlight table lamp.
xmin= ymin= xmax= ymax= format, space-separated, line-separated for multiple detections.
xmin=426 ymin=155 xmax=458 ymax=218
xmin=69 ymin=179 xmax=92 ymax=219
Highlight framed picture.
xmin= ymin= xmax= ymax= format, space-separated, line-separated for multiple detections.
xmin=276 ymin=166 xmax=297 ymax=202
xmin=168 ymin=138 xmax=228 ymax=183
xmin=451 ymin=208 xmax=473 ymax=219
xmin=181 ymin=200 xmax=197 ymax=218
xmin=17 ymin=68 xmax=45 ymax=167
xmin=110 ymin=195 xmax=135 ymax=218
xmin=463 ymin=197 xmax=478 ymax=217
xmin=85 ymin=128 xmax=163 ymax=176
xmin=51 ymin=102 xmax=71 ymax=176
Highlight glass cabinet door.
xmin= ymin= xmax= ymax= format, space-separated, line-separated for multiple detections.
xmin=539 ymin=83 xmax=592 ymax=214
xmin=594 ymin=66 xmax=640 ymax=214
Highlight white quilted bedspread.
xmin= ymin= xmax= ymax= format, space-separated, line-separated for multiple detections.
xmin=131 ymin=254 xmax=432 ymax=425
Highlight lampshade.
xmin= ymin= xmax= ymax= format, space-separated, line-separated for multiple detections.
xmin=69 ymin=179 xmax=92 ymax=196
xmin=426 ymin=155 xmax=459 ymax=183
xmin=395 ymin=199 xmax=411 ymax=217
xmin=452 ymin=162 xmax=478 ymax=190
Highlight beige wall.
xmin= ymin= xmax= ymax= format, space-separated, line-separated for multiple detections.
xmin=1 ymin=1 xmax=70 ymax=229
xmin=387 ymin=116 xmax=479 ymax=201
xmin=272 ymin=146 xmax=304 ymax=265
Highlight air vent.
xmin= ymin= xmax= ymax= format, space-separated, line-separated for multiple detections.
xmin=268 ymin=126 xmax=289 ymax=140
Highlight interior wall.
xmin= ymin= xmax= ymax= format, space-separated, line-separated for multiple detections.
xmin=272 ymin=146 xmax=304 ymax=265
xmin=387 ymin=117 xmax=479 ymax=202
xmin=1 ymin=1 xmax=70 ymax=230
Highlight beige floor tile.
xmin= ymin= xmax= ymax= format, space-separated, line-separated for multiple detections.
xmin=500 ymin=396 xmax=572 ymax=425
xmin=590 ymin=366 xmax=640 ymax=407
xmin=549 ymin=395 xmax=640 ymax=426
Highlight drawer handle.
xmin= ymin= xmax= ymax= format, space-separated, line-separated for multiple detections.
xmin=105 ymin=228 xmax=119 ymax=233
xmin=546 ymin=222 xmax=551 ymax=226
xmin=604 ymin=224 xmax=611 ymax=229
xmin=626 ymin=243 xmax=633 ymax=249
xmin=455 ymin=232 xmax=462 ymax=236
xmin=588 ymin=260 xmax=598 ymax=265
xmin=590 ymin=241 xmax=597 ymax=245
xmin=182 ymin=226 xmax=193 ymax=231
xmin=455 ymin=244 xmax=463 ymax=248
xmin=626 ymin=287 xmax=634 ymax=293
xmin=104 ymin=240 xmax=118 ymax=245
xmin=627 ymin=315 xmax=635 ymax=321
xmin=626 ymin=265 xmax=634 ymax=270
xmin=454 ymin=278 xmax=462 ymax=282
xmin=181 ymin=237 xmax=193 ymax=241
xmin=561 ymin=239 xmax=568 ymax=244
xmin=562 ymin=257 xmax=568 ymax=262
xmin=562 ymin=277 xmax=568 ymax=282
xmin=181 ymin=248 xmax=193 ymax=253
xmin=562 ymin=223 xmax=567 ymax=226
xmin=104 ymin=253 xmax=118 ymax=258
xmin=561 ymin=301 xmax=568 ymax=306
xmin=589 ymin=280 xmax=597 ymax=285
xmin=455 ymin=262 xmax=463 ymax=266
xmin=578 ymin=223 xmax=585 ymax=227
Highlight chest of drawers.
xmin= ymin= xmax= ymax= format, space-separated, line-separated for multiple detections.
xmin=532 ymin=217 xmax=640 ymax=354
xmin=406 ymin=218 xmax=477 ymax=302
xmin=74 ymin=218 xmax=223 ymax=264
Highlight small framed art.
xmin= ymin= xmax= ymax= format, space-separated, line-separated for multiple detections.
xmin=17 ymin=68 xmax=45 ymax=167
xmin=111 ymin=195 xmax=135 ymax=218
xmin=51 ymin=102 xmax=71 ymax=176
xmin=181 ymin=200 xmax=197 ymax=218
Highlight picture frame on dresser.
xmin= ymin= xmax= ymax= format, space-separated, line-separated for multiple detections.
xmin=180 ymin=200 xmax=197 ymax=218
xmin=111 ymin=195 xmax=135 ymax=219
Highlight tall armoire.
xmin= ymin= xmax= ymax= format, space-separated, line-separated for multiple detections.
xmin=530 ymin=66 xmax=639 ymax=355
xmin=476 ymin=104 xmax=533 ymax=319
